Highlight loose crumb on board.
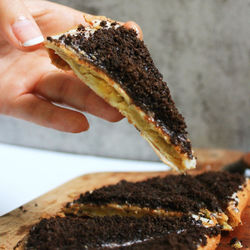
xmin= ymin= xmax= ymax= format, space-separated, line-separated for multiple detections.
xmin=229 ymin=237 xmax=243 ymax=249
xmin=19 ymin=206 xmax=27 ymax=213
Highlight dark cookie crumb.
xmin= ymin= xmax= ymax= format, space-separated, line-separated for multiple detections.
xmin=100 ymin=20 xmax=107 ymax=27
xmin=69 ymin=172 xmax=245 ymax=214
xmin=26 ymin=215 xmax=220 ymax=250
xmin=59 ymin=34 xmax=66 ymax=41
xmin=230 ymin=237 xmax=239 ymax=245
xmin=229 ymin=237 xmax=243 ymax=248
xmin=195 ymin=171 xmax=245 ymax=210
xmin=19 ymin=206 xmax=27 ymax=213
xmin=77 ymin=24 xmax=85 ymax=32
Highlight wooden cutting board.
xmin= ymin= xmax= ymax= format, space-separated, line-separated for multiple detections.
xmin=0 ymin=149 xmax=249 ymax=249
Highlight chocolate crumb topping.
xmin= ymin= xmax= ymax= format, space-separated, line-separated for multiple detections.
xmin=69 ymin=174 xmax=221 ymax=213
xmin=26 ymin=215 xmax=220 ymax=250
xmin=100 ymin=20 xmax=107 ymax=27
xmin=69 ymin=172 xmax=245 ymax=214
xmin=47 ymin=24 xmax=192 ymax=158
xmin=195 ymin=171 xmax=246 ymax=210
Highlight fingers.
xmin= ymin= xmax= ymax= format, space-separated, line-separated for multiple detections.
xmin=0 ymin=0 xmax=44 ymax=51
xmin=123 ymin=21 xmax=143 ymax=40
xmin=0 ymin=0 xmax=143 ymax=50
xmin=26 ymin=0 xmax=143 ymax=40
xmin=9 ymin=93 xmax=89 ymax=133
xmin=25 ymin=0 xmax=89 ymax=37
xmin=34 ymin=71 xmax=123 ymax=122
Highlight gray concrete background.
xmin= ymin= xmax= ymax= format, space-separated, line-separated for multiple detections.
xmin=0 ymin=0 xmax=249 ymax=160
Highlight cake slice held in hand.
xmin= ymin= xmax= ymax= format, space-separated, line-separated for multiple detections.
xmin=45 ymin=15 xmax=196 ymax=171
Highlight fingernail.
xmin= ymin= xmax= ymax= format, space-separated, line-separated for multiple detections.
xmin=12 ymin=16 xmax=44 ymax=47
xmin=123 ymin=21 xmax=143 ymax=40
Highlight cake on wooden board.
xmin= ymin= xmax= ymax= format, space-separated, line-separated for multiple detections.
xmin=15 ymin=172 xmax=250 ymax=250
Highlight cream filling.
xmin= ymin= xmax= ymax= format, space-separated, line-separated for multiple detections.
xmin=63 ymin=203 xmax=183 ymax=218
xmin=101 ymin=239 xmax=148 ymax=249
xmin=225 ymin=180 xmax=250 ymax=228
xmin=63 ymin=203 xmax=221 ymax=229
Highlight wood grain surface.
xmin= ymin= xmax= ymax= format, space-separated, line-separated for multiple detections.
xmin=0 ymin=149 xmax=249 ymax=249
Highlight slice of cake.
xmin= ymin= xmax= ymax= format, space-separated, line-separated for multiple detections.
xmin=195 ymin=171 xmax=250 ymax=228
xmin=15 ymin=215 xmax=221 ymax=250
xmin=64 ymin=174 xmax=220 ymax=218
xmin=64 ymin=172 xmax=249 ymax=231
xmin=44 ymin=15 xmax=196 ymax=171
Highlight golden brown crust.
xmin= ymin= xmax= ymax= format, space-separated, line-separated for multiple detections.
xmin=14 ymin=236 xmax=27 ymax=250
xmin=83 ymin=14 xmax=115 ymax=25
xmin=226 ymin=178 xmax=250 ymax=228
xmin=47 ymin=48 xmax=71 ymax=70
xmin=198 ymin=235 xmax=221 ymax=250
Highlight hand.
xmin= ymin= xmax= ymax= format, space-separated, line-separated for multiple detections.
xmin=0 ymin=0 xmax=142 ymax=132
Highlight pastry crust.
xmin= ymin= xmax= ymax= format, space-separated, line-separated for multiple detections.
xmin=44 ymin=16 xmax=196 ymax=172
xmin=14 ymin=236 xmax=27 ymax=250
xmin=226 ymin=178 xmax=250 ymax=228
xmin=198 ymin=235 xmax=221 ymax=250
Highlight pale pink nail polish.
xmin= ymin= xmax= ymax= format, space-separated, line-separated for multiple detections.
xmin=12 ymin=16 xmax=44 ymax=47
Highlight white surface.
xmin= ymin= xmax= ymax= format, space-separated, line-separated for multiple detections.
xmin=0 ymin=143 xmax=168 ymax=216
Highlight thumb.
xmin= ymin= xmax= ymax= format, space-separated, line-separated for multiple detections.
xmin=0 ymin=0 xmax=44 ymax=50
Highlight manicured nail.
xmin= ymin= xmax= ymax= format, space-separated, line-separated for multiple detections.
xmin=123 ymin=21 xmax=143 ymax=40
xmin=12 ymin=16 xmax=44 ymax=47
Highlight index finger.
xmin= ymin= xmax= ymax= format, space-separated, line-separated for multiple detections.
xmin=0 ymin=0 xmax=44 ymax=50
xmin=25 ymin=0 xmax=143 ymax=40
